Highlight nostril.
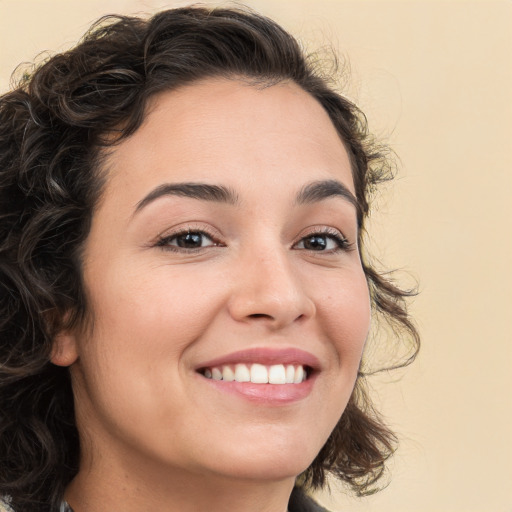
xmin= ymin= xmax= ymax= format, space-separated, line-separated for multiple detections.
xmin=248 ymin=313 xmax=273 ymax=319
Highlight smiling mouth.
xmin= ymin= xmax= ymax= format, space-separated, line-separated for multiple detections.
xmin=198 ymin=363 xmax=309 ymax=384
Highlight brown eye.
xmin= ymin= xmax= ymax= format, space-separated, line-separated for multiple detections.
xmin=175 ymin=232 xmax=206 ymax=248
xmin=294 ymin=231 xmax=349 ymax=252
xmin=157 ymin=231 xmax=217 ymax=250
xmin=302 ymin=235 xmax=328 ymax=251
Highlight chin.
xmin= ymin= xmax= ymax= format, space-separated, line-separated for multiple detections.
xmin=212 ymin=456 xmax=312 ymax=483
xmin=200 ymin=431 xmax=322 ymax=483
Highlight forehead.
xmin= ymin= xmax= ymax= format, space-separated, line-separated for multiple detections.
xmin=100 ymin=78 xmax=355 ymax=207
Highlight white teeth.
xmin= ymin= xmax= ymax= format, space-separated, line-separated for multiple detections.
xmin=222 ymin=365 xmax=235 ymax=381
xmin=268 ymin=364 xmax=286 ymax=384
xmin=250 ymin=363 xmax=268 ymax=383
xmin=234 ymin=364 xmax=250 ymax=382
xmin=293 ymin=365 xmax=304 ymax=384
xmin=203 ymin=363 xmax=308 ymax=384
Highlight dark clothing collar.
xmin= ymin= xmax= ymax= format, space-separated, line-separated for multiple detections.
xmin=289 ymin=487 xmax=329 ymax=512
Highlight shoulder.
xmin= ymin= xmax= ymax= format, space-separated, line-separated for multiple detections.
xmin=289 ymin=487 xmax=330 ymax=512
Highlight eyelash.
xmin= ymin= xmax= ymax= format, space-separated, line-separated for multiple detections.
xmin=155 ymin=227 xmax=222 ymax=253
xmin=293 ymin=227 xmax=353 ymax=253
xmin=155 ymin=227 xmax=353 ymax=253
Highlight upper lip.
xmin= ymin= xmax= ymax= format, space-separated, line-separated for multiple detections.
xmin=195 ymin=347 xmax=321 ymax=371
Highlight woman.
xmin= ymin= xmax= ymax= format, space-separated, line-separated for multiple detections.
xmin=0 ymin=6 xmax=419 ymax=512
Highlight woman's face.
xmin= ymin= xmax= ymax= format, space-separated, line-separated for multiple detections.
xmin=57 ymin=78 xmax=370 ymax=484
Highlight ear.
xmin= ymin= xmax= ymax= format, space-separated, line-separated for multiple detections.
xmin=51 ymin=330 xmax=79 ymax=367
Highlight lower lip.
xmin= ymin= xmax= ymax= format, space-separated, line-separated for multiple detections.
xmin=198 ymin=374 xmax=316 ymax=405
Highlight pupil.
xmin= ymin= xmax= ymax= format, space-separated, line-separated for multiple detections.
xmin=177 ymin=233 xmax=202 ymax=248
xmin=305 ymin=235 xmax=326 ymax=250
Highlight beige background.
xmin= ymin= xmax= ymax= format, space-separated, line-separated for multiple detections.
xmin=1 ymin=1 xmax=510 ymax=511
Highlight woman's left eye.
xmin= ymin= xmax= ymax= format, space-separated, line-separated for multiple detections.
xmin=157 ymin=231 xmax=218 ymax=250
xmin=294 ymin=231 xmax=349 ymax=252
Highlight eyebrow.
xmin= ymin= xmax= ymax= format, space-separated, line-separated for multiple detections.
xmin=134 ymin=182 xmax=239 ymax=213
xmin=134 ymin=178 xmax=359 ymax=215
xmin=295 ymin=179 xmax=358 ymax=208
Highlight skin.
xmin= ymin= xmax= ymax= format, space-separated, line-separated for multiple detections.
xmin=53 ymin=78 xmax=371 ymax=512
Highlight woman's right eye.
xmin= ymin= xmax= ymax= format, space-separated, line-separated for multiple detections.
xmin=156 ymin=231 xmax=219 ymax=251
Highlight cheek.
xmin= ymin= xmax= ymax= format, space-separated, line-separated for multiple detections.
xmin=74 ymin=261 xmax=231 ymax=416
xmin=316 ymin=269 xmax=371 ymax=364
xmin=84 ymin=261 xmax=222 ymax=350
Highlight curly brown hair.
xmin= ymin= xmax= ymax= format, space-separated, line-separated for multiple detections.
xmin=0 ymin=6 xmax=419 ymax=512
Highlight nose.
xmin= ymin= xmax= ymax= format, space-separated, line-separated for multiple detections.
xmin=227 ymin=248 xmax=316 ymax=329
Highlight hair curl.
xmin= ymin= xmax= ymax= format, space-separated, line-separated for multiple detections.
xmin=0 ymin=6 xmax=419 ymax=511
